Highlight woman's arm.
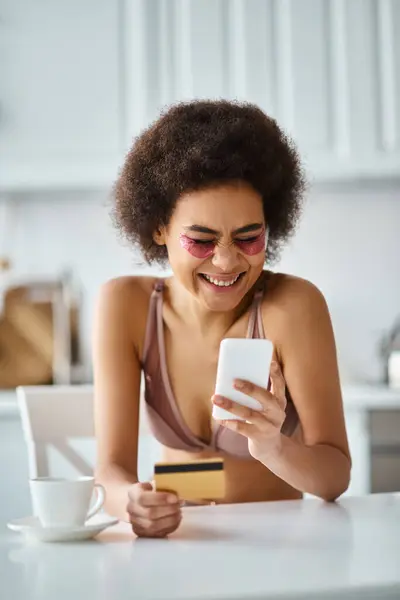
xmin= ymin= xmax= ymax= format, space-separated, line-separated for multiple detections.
xmin=213 ymin=276 xmax=351 ymax=501
xmin=92 ymin=278 xmax=143 ymax=521
xmin=271 ymin=278 xmax=351 ymax=500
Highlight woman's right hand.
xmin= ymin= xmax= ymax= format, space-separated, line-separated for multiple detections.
xmin=127 ymin=482 xmax=182 ymax=538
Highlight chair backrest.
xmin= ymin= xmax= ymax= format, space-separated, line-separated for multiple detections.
xmin=17 ymin=385 xmax=96 ymax=480
xmin=16 ymin=384 xmax=162 ymax=485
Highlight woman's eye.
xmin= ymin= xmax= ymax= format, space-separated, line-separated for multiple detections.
xmin=235 ymin=236 xmax=258 ymax=244
xmin=192 ymin=239 xmax=215 ymax=246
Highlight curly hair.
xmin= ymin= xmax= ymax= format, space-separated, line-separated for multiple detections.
xmin=113 ymin=100 xmax=306 ymax=265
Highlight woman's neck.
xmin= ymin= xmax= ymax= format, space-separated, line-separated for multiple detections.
xmin=165 ymin=276 xmax=257 ymax=338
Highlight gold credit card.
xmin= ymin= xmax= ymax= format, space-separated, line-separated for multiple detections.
xmin=154 ymin=458 xmax=225 ymax=501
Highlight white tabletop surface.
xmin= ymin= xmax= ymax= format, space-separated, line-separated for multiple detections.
xmin=1 ymin=493 xmax=400 ymax=600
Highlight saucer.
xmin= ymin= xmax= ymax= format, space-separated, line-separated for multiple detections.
xmin=7 ymin=514 xmax=119 ymax=543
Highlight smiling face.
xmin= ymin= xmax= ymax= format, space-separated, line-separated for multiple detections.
xmin=155 ymin=182 xmax=267 ymax=311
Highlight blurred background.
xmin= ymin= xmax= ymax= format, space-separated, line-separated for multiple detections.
xmin=0 ymin=0 xmax=400 ymax=510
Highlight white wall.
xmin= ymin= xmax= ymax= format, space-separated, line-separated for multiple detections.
xmin=278 ymin=182 xmax=400 ymax=384
xmin=5 ymin=181 xmax=400 ymax=384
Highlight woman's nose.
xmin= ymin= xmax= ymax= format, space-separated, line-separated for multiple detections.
xmin=211 ymin=244 xmax=239 ymax=271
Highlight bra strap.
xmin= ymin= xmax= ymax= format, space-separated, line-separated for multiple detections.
xmin=246 ymin=274 xmax=268 ymax=338
xmin=142 ymin=279 xmax=164 ymax=363
xmin=154 ymin=279 xmax=165 ymax=294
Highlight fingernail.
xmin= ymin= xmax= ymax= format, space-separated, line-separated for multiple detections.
xmin=213 ymin=395 xmax=224 ymax=406
xmin=234 ymin=379 xmax=245 ymax=389
xmin=168 ymin=495 xmax=178 ymax=504
xmin=271 ymin=361 xmax=278 ymax=371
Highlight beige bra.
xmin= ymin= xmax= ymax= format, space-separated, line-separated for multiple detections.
xmin=141 ymin=275 xmax=299 ymax=459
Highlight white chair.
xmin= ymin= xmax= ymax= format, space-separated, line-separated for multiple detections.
xmin=16 ymin=384 xmax=161 ymax=484
xmin=16 ymin=385 xmax=96 ymax=480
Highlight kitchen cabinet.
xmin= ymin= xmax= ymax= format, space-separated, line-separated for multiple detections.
xmin=2 ymin=0 xmax=399 ymax=190
xmin=343 ymin=409 xmax=370 ymax=496
xmin=0 ymin=413 xmax=30 ymax=523
xmin=126 ymin=0 xmax=400 ymax=183
xmin=342 ymin=385 xmax=400 ymax=496
xmin=0 ymin=0 xmax=124 ymax=190
xmin=370 ymin=410 xmax=400 ymax=492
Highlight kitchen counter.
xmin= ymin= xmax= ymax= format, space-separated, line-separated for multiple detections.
xmin=340 ymin=384 xmax=400 ymax=409
xmin=0 ymin=389 xmax=19 ymax=417
xmin=2 ymin=493 xmax=400 ymax=600
xmin=2 ymin=384 xmax=400 ymax=498
xmin=2 ymin=384 xmax=400 ymax=417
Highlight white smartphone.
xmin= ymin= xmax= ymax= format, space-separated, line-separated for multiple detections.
xmin=213 ymin=338 xmax=273 ymax=421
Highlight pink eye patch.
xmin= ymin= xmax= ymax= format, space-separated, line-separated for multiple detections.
xmin=179 ymin=235 xmax=215 ymax=258
xmin=180 ymin=229 xmax=267 ymax=258
xmin=235 ymin=230 xmax=266 ymax=255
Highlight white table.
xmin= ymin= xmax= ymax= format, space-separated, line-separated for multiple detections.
xmin=1 ymin=493 xmax=400 ymax=600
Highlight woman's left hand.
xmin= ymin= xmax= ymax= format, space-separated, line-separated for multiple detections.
xmin=212 ymin=361 xmax=287 ymax=462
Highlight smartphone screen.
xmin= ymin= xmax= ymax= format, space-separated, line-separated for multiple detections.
xmin=213 ymin=338 xmax=273 ymax=421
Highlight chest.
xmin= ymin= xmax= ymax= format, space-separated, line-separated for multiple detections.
xmin=162 ymin=317 xmax=249 ymax=441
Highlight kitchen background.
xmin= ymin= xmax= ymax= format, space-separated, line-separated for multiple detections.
xmin=1 ymin=0 xmax=400 ymax=519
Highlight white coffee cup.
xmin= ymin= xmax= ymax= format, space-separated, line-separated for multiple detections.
xmin=29 ymin=476 xmax=105 ymax=528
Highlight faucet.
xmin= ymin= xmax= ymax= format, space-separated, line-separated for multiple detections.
xmin=379 ymin=318 xmax=400 ymax=385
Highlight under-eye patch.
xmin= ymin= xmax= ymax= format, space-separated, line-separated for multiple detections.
xmin=235 ymin=229 xmax=266 ymax=255
xmin=179 ymin=227 xmax=268 ymax=258
xmin=179 ymin=235 xmax=215 ymax=258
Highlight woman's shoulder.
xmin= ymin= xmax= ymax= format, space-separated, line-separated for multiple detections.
xmin=97 ymin=275 xmax=161 ymax=304
xmin=263 ymin=271 xmax=328 ymax=321
xmin=94 ymin=275 xmax=165 ymax=358
xmin=95 ymin=275 xmax=162 ymax=328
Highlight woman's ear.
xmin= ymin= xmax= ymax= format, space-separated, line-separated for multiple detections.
xmin=153 ymin=226 xmax=166 ymax=246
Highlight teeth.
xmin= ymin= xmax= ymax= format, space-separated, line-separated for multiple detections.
xmin=203 ymin=274 xmax=240 ymax=287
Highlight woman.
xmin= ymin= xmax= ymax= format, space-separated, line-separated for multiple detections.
xmin=93 ymin=100 xmax=351 ymax=538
